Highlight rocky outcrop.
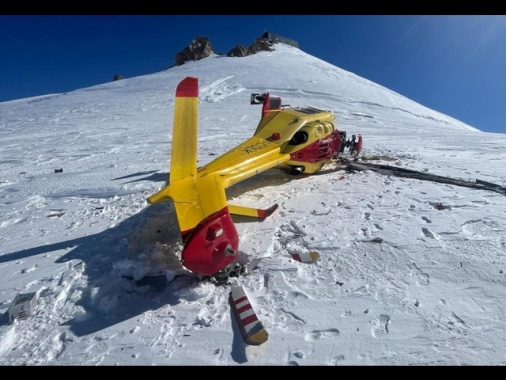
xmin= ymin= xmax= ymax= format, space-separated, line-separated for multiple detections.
xmin=226 ymin=37 xmax=274 ymax=58
xmin=174 ymin=36 xmax=215 ymax=66
xmin=227 ymin=44 xmax=249 ymax=58
xmin=112 ymin=74 xmax=124 ymax=81
xmin=247 ymin=37 xmax=274 ymax=54
xmin=174 ymin=32 xmax=286 ymax=67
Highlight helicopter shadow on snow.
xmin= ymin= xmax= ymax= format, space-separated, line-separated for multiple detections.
xmin=0 ymin=206 xmax=180 ymax=332
xmin=25 ymin=167 xmax=296 ymax=350
xmin=53 ymin=200 xmax=186 ymax=337
xmin=0 ymin=168 xmax=298 ymax=361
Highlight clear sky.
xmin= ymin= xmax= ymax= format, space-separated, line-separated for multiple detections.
xmin=1 ymin=15 xmax=506 ymax=133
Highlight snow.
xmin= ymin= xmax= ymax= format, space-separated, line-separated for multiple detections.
xmin=1 ymin=43 xmax=506 ymax=365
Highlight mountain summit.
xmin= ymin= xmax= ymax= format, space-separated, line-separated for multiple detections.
xmin=173 ymin=31 xmax=296 ymax=65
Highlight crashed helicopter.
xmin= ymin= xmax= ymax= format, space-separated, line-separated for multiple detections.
xmin=147 ymin=76 xmax=362 ymax=278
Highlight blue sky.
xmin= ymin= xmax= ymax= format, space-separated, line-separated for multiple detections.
xmin=1 ymin=15 xmax=506 ymax=133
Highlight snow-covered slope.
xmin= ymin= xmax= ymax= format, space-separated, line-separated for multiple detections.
xmin=1 ymin=43 xmax=506 ymax=366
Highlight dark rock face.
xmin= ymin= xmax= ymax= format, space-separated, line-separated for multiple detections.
xmin=174 ymin=32 xmax=281 ymax=67
xmin=226 ymin=37 xmax=274 ymax=58
xmin=113 ymin=74 xmax=124 ymax=81
xmin=174 ymin=36 xmax=215 ymax=66
xmin=247 ymin=37 xmax=274 ymax=54
xmin=227 ymin=44 xmax=249 ymax=57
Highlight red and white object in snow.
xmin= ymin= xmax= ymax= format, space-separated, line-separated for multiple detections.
xmin=289 ymin=251 xmax=320 ymax=264
xmin=229 ymin=285 xmax=268 ymax=345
